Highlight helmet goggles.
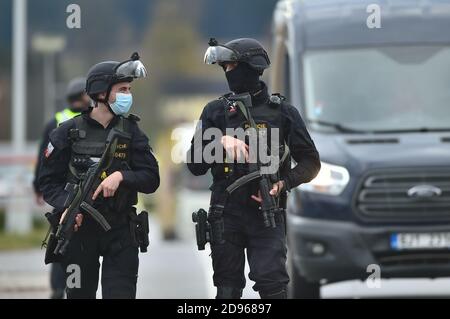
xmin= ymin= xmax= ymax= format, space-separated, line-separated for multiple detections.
xmin=203 ymin=38 xmax=270 ymax=67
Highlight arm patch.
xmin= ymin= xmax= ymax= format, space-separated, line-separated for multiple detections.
xmin=44 ymin=142 xmax=55 ymax=158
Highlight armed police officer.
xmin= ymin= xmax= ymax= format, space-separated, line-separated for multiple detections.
xmin=33 ymin=77 xmax=90 ymax=205
xmin=187 ymin=38 xmax=320 ymax=299
xmin=39 ymin=53 xmax=160 ymax=299
xmin=33 ymin=77 xmax=90 ymax=299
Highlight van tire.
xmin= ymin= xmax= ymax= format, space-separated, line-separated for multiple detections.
xmin=288 ymin=253 xmax=321 ymax=299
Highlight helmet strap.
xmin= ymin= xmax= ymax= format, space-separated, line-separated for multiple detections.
xmin=92 ymin=84 xmax=112 ymax=106
xmin=93 ymin=98 xmax=116 ymax=116
xmin=105 ymin=101 xmax=116 ymax=116
xmin=104 ymin=85 xmax=118 ymax=115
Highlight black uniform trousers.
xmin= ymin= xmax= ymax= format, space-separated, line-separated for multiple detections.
xmin=211 ymin=207 xmax=289 ymax=294
xmin=50 ymin=263 xmax=66 ymax=293
xmin=61 ymin=215 xmax=139 ymax=299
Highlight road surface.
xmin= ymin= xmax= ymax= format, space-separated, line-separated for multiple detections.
xmin=2 ymin=219 xmax=450 ymax=299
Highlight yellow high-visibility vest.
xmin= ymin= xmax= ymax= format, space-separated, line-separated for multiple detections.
xmin=55 ymin=108 xmax=80 ymax=126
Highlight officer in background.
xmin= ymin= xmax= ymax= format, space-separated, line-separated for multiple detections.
xmin=33 ymin=77 xmax=90 ymax=204
xmin=33 ymin=77 xmax=90 ymax=299
xmin=187 ymin=38 xmax=321 ymax=299
xmin=39 ymin=53 xmax=160 ymax=299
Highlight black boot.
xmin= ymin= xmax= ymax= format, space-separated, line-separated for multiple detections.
xmin=50 ymin=288 xmax=65 ymax=299
xmin=216 ymin=286 xmax=243 ymax=299
xmin=259 ymin=287 xmax=287 ymax=299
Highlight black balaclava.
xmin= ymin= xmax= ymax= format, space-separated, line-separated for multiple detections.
xmin=225 ymin=63 xmax=261 ymax=94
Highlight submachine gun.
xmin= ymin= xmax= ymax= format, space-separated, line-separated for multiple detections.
xmin=193 ymin=93 xmax=287 ymax=250
xmin=52 ymin=128 xmax=131 ymax=256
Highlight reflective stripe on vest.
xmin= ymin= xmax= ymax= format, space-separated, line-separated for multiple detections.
xmin=55 ymin=108 xmax=80 ymax=126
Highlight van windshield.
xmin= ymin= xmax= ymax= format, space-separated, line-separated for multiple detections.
xmin=303 ymin=46 xmax=450 ymax=133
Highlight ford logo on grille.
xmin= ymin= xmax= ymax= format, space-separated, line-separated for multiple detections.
xmin=407 ymin=185 xmax=442 ymax=199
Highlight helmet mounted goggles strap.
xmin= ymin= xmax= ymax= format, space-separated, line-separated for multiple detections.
xmin=240 ymin=48 xmax=270 ymax=64
xmin=207 ymin=39 xmax=270 ymax=66
xmin=113 ymin=52 xmax=141 ymax=73
xmin=86 ymin=74 xmax=112 ymax=105
xmin=86 ymin=74 xmax=115 ymax=116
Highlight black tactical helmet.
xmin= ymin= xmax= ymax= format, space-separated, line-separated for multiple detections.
xmin=66 ymin=77 xmax=87 ymax=101
xmin=204 ymin=38 xmax=271 ymax=74
xmin=85 ymin=61 xmax=130 ymax=102
xmin=85 ymin=52 xmax=148 ymax=103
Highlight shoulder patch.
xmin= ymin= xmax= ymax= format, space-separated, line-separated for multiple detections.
xmin=218 ymin=93 xmax=234 ymax=109
xmin=218 ymin=92 xmax=233 ymax=104
xmin=44 ymin=142 xmax=55 ymax=158
xmin=269 ymin=93 xmax=286 ymax=107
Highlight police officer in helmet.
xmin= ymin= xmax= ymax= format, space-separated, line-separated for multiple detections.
xmin=34 ymin=77 xmax=90 ymax=205
xmin=33 ymin=77 xmax=90 ymax=299
xmin=188 ymin=38 xmax=321 ymax=299
xmin=59 ymin=78 xmax=91 ymax=124
xmin=39 ymin=53 xmax=160 ymax=299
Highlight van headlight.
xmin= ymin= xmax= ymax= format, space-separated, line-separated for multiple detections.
xmin=299 ymin=162 xmax=350 ymax=196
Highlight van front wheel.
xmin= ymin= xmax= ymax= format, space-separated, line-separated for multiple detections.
xmin=288 ymin=254 xmax=321 ymax=299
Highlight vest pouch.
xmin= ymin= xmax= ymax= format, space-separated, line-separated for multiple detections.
xmin=128 ymin=208 xmax=149 ymax=253
xmin=71 ymin=154 xmax=95 ymax=171
xmin=43 ymin=210 xmax=64 ymax=264
xmin=209 ymin=180 xmax=228 ymax=206
xmin=71 ymin=142 xmax=105 ymax=157
xmin=44 ymin=233 xmax=62 ymax=265
xmin=71 ymin=142 xmax=106 ymax=172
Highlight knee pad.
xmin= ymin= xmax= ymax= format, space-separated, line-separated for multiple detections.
xmin=216 ymin=286 xmax=243 ymax=299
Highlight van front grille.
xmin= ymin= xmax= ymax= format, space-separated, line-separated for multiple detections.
xmin=354 ymin=168 xmax=450 ymax=222
xmin=375 ymin=251 xmax=450 ymax=267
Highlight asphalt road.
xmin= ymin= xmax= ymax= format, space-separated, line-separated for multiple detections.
xmin=2 ymin=220 xmax=450 ymax=299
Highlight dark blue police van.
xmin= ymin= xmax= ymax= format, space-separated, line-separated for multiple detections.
xmin=271 ymin=0 xmax=450 ymax=298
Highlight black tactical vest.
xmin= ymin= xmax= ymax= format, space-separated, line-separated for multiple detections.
xmin=213 ymin=94 xmax=289 ymax=181
xmin=67 ymin=115 xmax=137 ymax=213
xmin=209 ymin=93 xmax=291 ymax=212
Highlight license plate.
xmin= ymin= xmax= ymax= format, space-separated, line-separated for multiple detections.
xmin=391 ymin=232 xmax=450 ymax=250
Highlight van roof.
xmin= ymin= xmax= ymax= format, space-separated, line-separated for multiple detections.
xmin=285 ymin=0 xmax=450 ymax=50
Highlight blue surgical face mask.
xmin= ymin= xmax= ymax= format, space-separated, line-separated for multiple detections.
xmin=110 ymin=93 xmax=133 ymax=115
